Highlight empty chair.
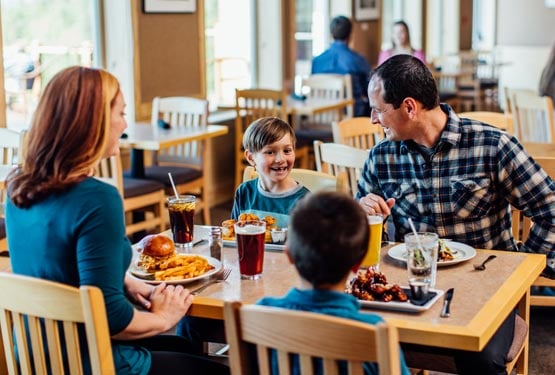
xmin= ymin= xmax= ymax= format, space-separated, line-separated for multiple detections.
xmin=0 ymin=273 xmax=114 ymax=374
xmin=223 ymin=300 xmax=402 ymax=375
xmin=300 ymin=73 xmax=354 ymax=118
xmin=313 ymin=141 xmax=369 ymax=197
xmin=511 ymin=91 xmax=555 ymax=143
xmin=242 ymin=165 xmax=347 ymax=193
xmin=235 ymin=89 xmax=288 ymax=189
xmin=142 ymin=96 xmax=212 ymax=224
xmin=503 ymin=87 xmax=535 ymax=115
xmin=332 ymin=117 xmax=384 ymax=149
xmin=96 ymin=154 xmax=166 ymax=238
xmin=458 ymin=111 xmax=514 ymax=134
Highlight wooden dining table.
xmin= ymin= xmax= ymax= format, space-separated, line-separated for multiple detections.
xmin=181 ymin=233 xmax=543 ymax=370
xmin=119 ymin=122 xmax=229 ymax=179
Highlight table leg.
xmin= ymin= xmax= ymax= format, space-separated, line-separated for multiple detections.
xmin=130 ymin=149 xmax=146 ymax=179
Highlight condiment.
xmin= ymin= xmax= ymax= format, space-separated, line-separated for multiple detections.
xmin=209 ymin=226 xmax=223 ymax=262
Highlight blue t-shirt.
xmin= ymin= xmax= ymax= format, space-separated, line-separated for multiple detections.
xmin=231 ymin=178 xmax=309 ymax=228
xmin=6 ymin=178 xmax=150 ymax=375
xmin=312 ymin=41 xmax=372 ymax=117
xmin=257 ymin=288 xmax=410 ymax=375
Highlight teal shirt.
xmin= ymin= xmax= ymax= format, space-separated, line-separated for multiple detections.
xmin=257 ymin=288 xmax=411 ymax=375
xmin=6 ymin=178 xmax=150 ymax=375
xmin=231 ymin=178 xmax=310 ymax=227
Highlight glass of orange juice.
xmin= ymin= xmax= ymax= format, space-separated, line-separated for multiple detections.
xmin=360 ymin=214 xmax=383 ymax=270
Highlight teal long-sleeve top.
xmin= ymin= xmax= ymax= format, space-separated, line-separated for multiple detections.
xmin=6 ymin=177 xmax=150 ymax=374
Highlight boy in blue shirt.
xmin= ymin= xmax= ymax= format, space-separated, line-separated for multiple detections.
xmin=256 ymin=191 xmax=410 ymax=375
xmin=232 ymin=116 xmax=310 ymax=228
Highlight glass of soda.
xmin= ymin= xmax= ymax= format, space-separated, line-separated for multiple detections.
xmin=167 ymin=195 xmax=196 ymax=253
xmin=234 ymin=220 xmax=266 ymax=280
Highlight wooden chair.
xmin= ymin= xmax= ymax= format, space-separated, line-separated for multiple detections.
xmin=503 ymin=87 xmax=535 ymax=115
xmin=511 ymin=91 xmax=555 ymax=143
xmin=300 ymin=73 xmax=354 ymax=118
xmin=96 ymin=155 xmax=166 ymax=238
xmin=0 ymin=128 xmax=27 ymax=252
xmin=0 ymin=273 xmax=115 ymax=374
xmin=510 ymin=156 xmax=555 ymax=307
xmin=458 ymin=111 xmax=514 ymax=134
xmin=313 ymin=141 xmax=368 ymax=197
xmin=143 ymin=96 xmax=212 ymax=224
xmin=223 ymin=300 xmax=402 ymax=375
xmin=242 ymin=166 xmax=347 ymax=193
xmin=332 ymin=117 xmax=384 ymax=149
xmin=235 ymin=89 xmax=288 ymax=190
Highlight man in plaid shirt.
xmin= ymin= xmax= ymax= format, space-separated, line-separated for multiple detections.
xmin=356 ymin=54 xmax=555 ymax=375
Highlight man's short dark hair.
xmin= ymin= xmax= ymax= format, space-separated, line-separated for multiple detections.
xmin=330 ymin=16 xmax=352 ymax=41
xmin=287 ymin=191 xmax=369 ymax=288
xmin=372 ymin=54 xmax=439 ymax=110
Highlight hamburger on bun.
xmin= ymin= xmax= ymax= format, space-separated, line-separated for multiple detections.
xmin=136 ymin=234 xmax=176 ymax=272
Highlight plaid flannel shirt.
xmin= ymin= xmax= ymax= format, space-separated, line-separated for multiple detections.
xmin=356 ymin=104 xmax=555 ymax=277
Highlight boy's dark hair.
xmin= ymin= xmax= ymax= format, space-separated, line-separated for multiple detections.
xmin=242 ymin=117 xmax=296 ymax=153
xmin=330 ymin=16 xmax=352 ymax=41
xmin=372 ymin=54 xmax=439 ymax=110
xmin=287 ymin=191 xmax=369 ymax=287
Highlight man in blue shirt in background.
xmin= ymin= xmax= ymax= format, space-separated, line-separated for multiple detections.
xmin=312 ymin=15 xmax=372 ymax=117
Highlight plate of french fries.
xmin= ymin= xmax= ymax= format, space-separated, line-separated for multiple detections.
xmin=128 ymin=254 xmax=222 ymax=284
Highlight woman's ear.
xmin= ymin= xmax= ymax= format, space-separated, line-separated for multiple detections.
xmin=244 ymin=149 xmax=255 ymax=166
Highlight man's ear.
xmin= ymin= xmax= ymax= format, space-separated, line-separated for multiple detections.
xmin=245 ymin=149 xmax=255 ymax=166
xmin=403 ymin=97 xmax=419 ymax=119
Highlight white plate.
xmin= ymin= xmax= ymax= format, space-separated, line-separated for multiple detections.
xmin=127 ymin=255 xmax=222 ymax=285
xmin=387 ymin=241 xmax=477 ymax=267
xmin=357 ymin=288 xmax=445 ymax=313
xmin=223 ymin=238 xmax=285 ymax=252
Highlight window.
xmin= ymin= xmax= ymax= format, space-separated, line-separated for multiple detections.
xmin=204 ymin=0 xmax=253 ymax=109
xmin=1 ymin=0 xmax=101 ymax=129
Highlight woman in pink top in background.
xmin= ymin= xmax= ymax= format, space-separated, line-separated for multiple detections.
xmin=378 ymin=20 xmax=426 ymax=66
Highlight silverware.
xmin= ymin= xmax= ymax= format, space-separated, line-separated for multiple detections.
xmin=473 ymin=254 xmax=497 ymax=271
xmin=440 ymin=288 xmax=454 ymax=318
xmin=191 ymin=268 xmax=232 ymax=295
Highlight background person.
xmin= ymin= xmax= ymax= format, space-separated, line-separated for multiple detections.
xmin=256 ymin=191 xmax=411 ymax=375
xmin=377 ymin=20 xmax=426 ymax=66
xmin=357 ymin=54 xmax=555 ymax=374
xmin=311 ymin=15 xmax=372 ymax=117
xmin=5 ymin=66 xmax=229 ymax=375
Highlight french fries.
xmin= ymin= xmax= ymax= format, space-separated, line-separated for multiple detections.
xmin=153 ymin=254 xmax=215 ymax=281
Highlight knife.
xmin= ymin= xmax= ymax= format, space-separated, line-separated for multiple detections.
xmin=440 ymin=288 xmax=454 ymax=318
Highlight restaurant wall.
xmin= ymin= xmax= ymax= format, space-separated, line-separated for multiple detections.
xmin=131 ymin=0 xmax=205 ymax=121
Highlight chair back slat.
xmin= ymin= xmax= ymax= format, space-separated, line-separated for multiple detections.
xmin=511 ymin=91 xmax=555 ymax=143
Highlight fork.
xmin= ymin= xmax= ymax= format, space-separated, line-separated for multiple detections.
xmin=191 ymin=268 xmax=232 ymax=295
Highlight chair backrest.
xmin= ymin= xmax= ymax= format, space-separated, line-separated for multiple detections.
xmin=223 ymin=301 xmax=401 ymax=375
xmin=242 ymin=166 xmax=347 ymax=193
xmin=234 ymin=89 xmax=288 ymax=189
xmin=0 ymin=128 xmax=26 ymax=166
xmin=521 ymin=142 xmax=555 ymax=158
xmin=301 ymin=73 xmax=354 ymax=118
xmin=458 ymin=111 xmax=514 ymax=134
xmin=511 ymin=91 xmax=555 ymax=143
xmin=313 ymin=141 xmax=369 ymax=197
xmin=503 ymin=87 xmax=535 ymax=115
xmin=95 ymin=155 xmax=124 ymax=194
xmin=0 ymin=273 xmax=115 ymax=374
xmin=332 ymin=117 xmax=384 ymax=149
xmin=151 ymin=96 xmax=209 ymax=166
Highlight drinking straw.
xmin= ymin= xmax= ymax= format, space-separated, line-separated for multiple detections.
xmin=407 ymin=218 xmax=424 ymax=249
xmin=167 ymin=172 xmax=179 ymax=199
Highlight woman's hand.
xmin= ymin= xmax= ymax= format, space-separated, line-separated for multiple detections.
xmin=125 ymin=274 xmax=155 ymax=310
xmin=149 ymin=283 xmax=193 ymax=327
xmin=359 ymin=193 xmax=395 ymax=216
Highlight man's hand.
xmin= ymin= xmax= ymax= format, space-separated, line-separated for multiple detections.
xmin=359 ymin=194 xmax=395 ymax=216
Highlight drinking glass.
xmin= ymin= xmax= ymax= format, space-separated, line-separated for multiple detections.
xmin=167 ymin=195 xmax=196 ymax=253
xmin=360 ymin=215 xmax=383 ymax=270
xmin=234 ymin=220 xmax=266 ymax=280
xmin=405 ymin=232 xmax=439 ymax=303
